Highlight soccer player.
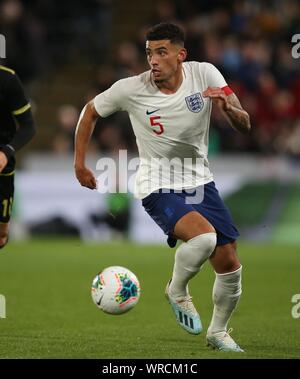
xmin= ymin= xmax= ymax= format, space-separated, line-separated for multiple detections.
xmin=74 ymin=23 xmax=251 ymax=352
xmin=0 ymin=65 xmax=36 ymax=249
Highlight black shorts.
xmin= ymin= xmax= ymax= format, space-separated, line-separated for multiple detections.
xmin=0 ymin=157 xmax=15 ymax=223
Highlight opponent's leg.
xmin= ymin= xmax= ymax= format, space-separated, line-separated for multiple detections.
xmin=166 ymin=211 xmax=217 ymax=334
xmin=206 ymin=241 xmax=244 ymax=352
xmin=0 ymin=223 xmax=9 ymax=249
xmin=0 ymin=171 xmax=14 ymax=249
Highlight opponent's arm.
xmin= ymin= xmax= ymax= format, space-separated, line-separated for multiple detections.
xmin=203 ymin=87 xmax=251 ymax=134
xmin=74 ymin=101 xmax=99 ymax=190
xmin=0 ymin=72 xmax=36 ymax=172
xmin=8 ymin=110 xmax=36 ymax=153
xmin=0 ymin=152 xmax=8 ymax=173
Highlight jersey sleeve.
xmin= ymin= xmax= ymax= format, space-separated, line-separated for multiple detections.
xmin=93 ymin=79 xmax=127 ymax=117
xmin=204 ymin=63 xmax=228 ymax=89
xmin=0 ymin=69 xmax=35 ymax=159
xmin=5 ymin=72 xmax=31 ymax=116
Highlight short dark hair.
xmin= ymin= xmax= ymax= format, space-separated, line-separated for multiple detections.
xmin=146 ymin=23 xmax=185 ymax=46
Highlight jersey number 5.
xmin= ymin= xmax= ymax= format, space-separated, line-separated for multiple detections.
xmin=150 ymin=116 xmax=164 ymax=135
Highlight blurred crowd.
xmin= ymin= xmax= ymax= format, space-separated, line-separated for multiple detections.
xmin=0 ymin=0 xmax=112 ymax=82
xmin=1 ymin=0 xmax=300 ymax=158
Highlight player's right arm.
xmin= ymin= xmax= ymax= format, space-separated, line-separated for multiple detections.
xmin=74 ymin=101 xmax=99 ymax=190
xmin=74 ymin=78 xmax=128 ymax=189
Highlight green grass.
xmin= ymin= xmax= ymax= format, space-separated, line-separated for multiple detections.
xmin=225 ymin=181 xmax=280 ymax=227
xmin=274 ymin=183 xmax=300 ymax=244
xmin=0 ymin=239 xmax=299 ymax=359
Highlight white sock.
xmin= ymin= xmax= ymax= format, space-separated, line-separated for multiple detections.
xmin=207 ymin=266 xmax=242 ymax=335
xmin=169 ymin=232 xmax=217 ymax=298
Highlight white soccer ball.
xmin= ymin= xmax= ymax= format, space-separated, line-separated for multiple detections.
xmin=91 ymin=266 xmax=141 ymax=315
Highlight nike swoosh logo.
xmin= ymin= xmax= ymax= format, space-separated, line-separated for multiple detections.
xmin=146 ymin=108 xmax=160 ymax=115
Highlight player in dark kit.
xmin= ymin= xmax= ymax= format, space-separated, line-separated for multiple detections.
xmin=0 ymin=65 xmax=36 ymax=249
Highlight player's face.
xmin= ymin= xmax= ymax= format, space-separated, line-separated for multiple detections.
xmin=146 ymin=40 xmax=186 ymax=83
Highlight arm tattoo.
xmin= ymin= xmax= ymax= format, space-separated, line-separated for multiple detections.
xmin=223 ymin=93 xmax=251 ymax=134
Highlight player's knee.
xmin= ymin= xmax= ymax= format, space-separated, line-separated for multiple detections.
xmin=188 ymin=232 xmax=217 ymax=259
xmin=176 ymin=232 xmax=217 ymax=273
xmin=0 ymin=232 xmax=9 ymax=249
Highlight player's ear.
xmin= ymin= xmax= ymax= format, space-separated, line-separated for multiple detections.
xmin=178 ymin=48 xmax=187 ymax=63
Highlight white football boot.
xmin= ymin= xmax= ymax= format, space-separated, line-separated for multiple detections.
xmin=165 ymin=280 xmax=202 ymax=335
xmin=206 ymin=328 xmax=244 ymax=352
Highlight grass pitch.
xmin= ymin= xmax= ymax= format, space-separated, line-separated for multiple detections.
xmin=0 ymin=239 xmax=299 ymax=359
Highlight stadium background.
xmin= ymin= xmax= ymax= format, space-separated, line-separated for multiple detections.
xmin=0 ymin=0 xmax=299 ymax=359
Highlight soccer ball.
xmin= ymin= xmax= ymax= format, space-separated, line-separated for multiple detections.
xmin=91 ymin=266 xmax=141 ymax=315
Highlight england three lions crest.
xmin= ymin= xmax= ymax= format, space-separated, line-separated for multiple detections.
xmin=185 ymin=93 xmax=204 ymax=113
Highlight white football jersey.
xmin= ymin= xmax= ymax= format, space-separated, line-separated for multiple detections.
xmin=94 ymin=61 xmax=228 ymax=199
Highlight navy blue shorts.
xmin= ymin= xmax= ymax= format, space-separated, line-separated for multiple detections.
xmin=142 ymin=181 xmax=239 ymax=247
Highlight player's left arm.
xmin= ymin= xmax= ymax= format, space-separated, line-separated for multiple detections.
xmin=203 ymin=87 xmax=251 ymax=134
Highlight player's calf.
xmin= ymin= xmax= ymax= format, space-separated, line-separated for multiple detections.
xmin=169 ymin=232 xmax=217 ymax=297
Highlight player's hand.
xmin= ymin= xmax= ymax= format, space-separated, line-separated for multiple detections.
xmin=75 ymin=165 xmax=97 ymax=190
xmin=203 ymin=87 xmax=229 ymax=111
xmin=0 ymin=151 xmax=8 ymax=174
